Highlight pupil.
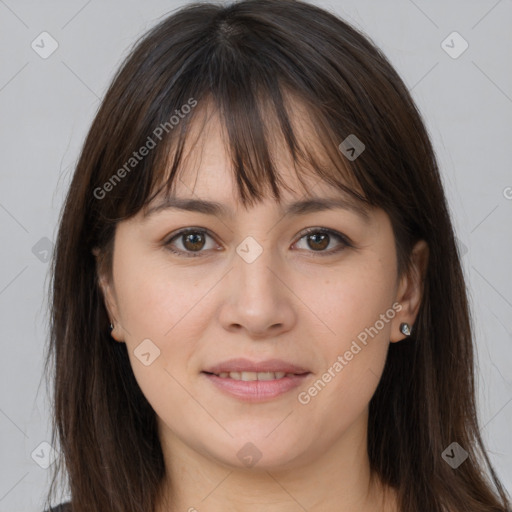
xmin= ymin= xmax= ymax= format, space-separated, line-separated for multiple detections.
xmin=309 ymin=233 xmax=328 ymax=250
xmin=185 ymin=233 xmax=204 ymax=251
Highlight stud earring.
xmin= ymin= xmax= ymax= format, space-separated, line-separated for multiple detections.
xmin=109 ymin=322 xmax=114 ymax=332
xmin=399 ymin=322 xmax=412 ymax=336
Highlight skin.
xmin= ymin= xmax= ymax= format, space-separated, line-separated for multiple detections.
xmin=95 ymin=108 xmax=428 ymax=512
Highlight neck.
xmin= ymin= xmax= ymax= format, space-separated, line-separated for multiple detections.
xmin=155 ymin=410 xmax=397 ymax=512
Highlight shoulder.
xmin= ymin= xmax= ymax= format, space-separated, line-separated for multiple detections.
xmin=44 ymin=502 xmax=72 ymax=512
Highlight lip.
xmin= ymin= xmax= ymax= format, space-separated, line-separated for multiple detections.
xmin=203 ymin=358 xmax=310 ymax=375
xmin=202 ymin=372 xmax=311 ymax=403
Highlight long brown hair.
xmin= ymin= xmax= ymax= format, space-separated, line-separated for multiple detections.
xmin=44 ymin=0 xmax=511 ymax=511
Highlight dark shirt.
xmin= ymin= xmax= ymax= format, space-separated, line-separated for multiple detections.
xmin=45 ymin=502 xmax=71 ymax=512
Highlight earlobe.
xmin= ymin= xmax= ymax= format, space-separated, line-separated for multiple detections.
xmin=100 ymin=279 xmax=125 ymax=343
xmin=92 ymin=247 xmax=124 ymax=342
xmin=102 ymin=285 xmax=125 ymax=342
xmin=391 ymin=239 xmax=429 ymax=342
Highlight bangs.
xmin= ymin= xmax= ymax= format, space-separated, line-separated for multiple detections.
xmin=143 ymin=85 xmax=372 ymax=216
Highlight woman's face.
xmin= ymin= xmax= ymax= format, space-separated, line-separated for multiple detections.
xmin=97 ymin=112 xmax=427 ymax=472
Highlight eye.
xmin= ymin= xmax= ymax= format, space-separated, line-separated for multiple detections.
xmin=164 ymin=226 xmax=352 ymax=258
xmin=164 ymin=228 xmax=218 ymax=257
xmin=293 ymin=227 xmax=352 ymax=256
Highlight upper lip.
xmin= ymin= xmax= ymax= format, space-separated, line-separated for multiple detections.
xmin=203 ymin=358 xmax=310 ymax=375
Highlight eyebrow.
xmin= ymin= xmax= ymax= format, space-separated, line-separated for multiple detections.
xmin=143 ymin=195 xmax=372 ymax=223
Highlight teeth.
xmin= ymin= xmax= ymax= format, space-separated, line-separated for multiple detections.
xmin=217 ymin=371 xmax=291 ymax=380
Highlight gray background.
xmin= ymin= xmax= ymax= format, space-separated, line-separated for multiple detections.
xmin=1 ymin=0 xmax=511 ymax=510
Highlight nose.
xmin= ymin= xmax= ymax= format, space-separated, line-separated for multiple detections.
xmin=217 ymin=244 xmax=297 ymax=339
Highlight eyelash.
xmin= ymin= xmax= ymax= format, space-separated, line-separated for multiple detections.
xmin=163 ymin=227 xmax=353 ymax=258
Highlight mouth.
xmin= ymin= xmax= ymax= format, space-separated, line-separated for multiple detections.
xmin=202 ymin=357 xmax=310 ymax=376
xmin=202 ymin=370 xmax=309 ymax=381
xmin=201 ymin=358 xmax=311 ymax=402
xmin=201 ymin=369 xmax=312 ymax=402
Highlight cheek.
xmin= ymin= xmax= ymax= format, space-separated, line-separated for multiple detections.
xmin=299 ymin=257 xmax=397 ymax=411
xmin=111 ymin=249 xmax=224 ymax=408
xmin=111 ymin=251 xmax=211 ymax=418
xmin=317 ymin=256 xmax=397 ymax=347
xmin=112 ymin=245 xmax=213 ymax=341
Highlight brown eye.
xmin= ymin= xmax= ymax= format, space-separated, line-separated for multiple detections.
xmin=306 ymin=232 xmax=330 ymax=251
xmin=182 ymin=232 xmax=206 ymax=251
xmin=164 ymin=227 xmax=352 ymax=258
xmin=165 ymin=228 xmax=217 ymax=257
xmin=294 ymin=228 xmax=352 ymax=256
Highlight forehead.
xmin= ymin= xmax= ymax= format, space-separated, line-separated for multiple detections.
xmin=154 ymin=98 xmax=363 ymax=210
xmin=145 ymin=149 xmax=372 ymax=223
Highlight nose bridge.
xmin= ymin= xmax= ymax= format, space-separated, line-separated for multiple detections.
xmin=234 ymin=234 xmax=281 ymax=305
xmin=218 ymin=233 xmax=295 ymax=336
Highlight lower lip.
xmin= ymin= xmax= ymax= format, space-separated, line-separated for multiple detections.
xmin=202 ymin=372 xmax=310 ymax=402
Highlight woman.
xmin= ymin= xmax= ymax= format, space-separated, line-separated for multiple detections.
xmin=44 ymin=0 xmax=511 ymax=511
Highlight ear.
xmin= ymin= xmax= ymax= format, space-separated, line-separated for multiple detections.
xmin=92 ymin=247 xmax=124 ymax=342
xmin=390 ymin=239 xmax=429 ymax=342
